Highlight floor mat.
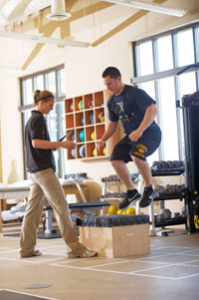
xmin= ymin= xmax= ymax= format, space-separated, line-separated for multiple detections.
xmin=0 ymin=290 xmax=52 ymax=300
xmin=3 ymin=231 xmax=61 ymax=239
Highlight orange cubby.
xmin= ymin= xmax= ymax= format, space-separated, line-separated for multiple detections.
xmin=96 ymin=145 xmax=107 ymax=157
xmin=84 ymin=94 xmax=94 ymax=110
xmin=66 ymin=130 xmax=75 ymax=141
xmin=75 ymin=112 xmax=84 ymax=127
xmin=67 ymin=148 xmax=76 ymax=160
xmin=95 ymin=108 xmax=105 ymax=124
xmin=96 ymin=124 xmax=105 ymax=140
xmin=85 ymin=110 xmax=94 ymax=125
xmin=75 ymin=96 xmax=84 ymax=111
xmin=86 ymin=126 xmax=95 ymax=142
xmin=86 ymin=143 xmax=96 ymax=158
xmin=77 ymin=144 xmax=86 ymax=159
xmin=65 ymin=114 xmax=74 ymax=129
xmin=65 ymin=99 xmax=74 ymax=113
xmin=94 ymin=91 xmax=104 ymax=107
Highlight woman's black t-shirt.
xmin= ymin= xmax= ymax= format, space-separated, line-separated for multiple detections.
xmin=25 ymin=110 xmax=56 ymax=173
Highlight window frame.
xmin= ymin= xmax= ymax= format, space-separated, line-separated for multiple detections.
xmin=132 ymin=22 xmax=199 ymax=161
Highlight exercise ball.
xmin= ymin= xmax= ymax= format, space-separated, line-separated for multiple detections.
xmin=79 ymin=129 xmax=85 ymax=142
xmin=117 ymin=209 xmax=124 ymax=215
xmin=79 ymin=145 xmax=86 ymax=158
xmin=108 ymin=205 xmax=117 ymax=215
xmin=78 ymin=100 xmax=84 ymax=110
xmin=81 ymin=116 xmax=84 ymax=125
xmin=71 ymin=148 xmax=76 ymax=158
xmin=89 ymin=112 xmax=94 ymax=124
xmin=71 ymin=134 xmax=75 ymax=141
xmin=97 ymin=111 xmax=105 ymax=123
xmin=126 ymin=207 xmax=136 ymax=215
xmin=103 ymin=147 xmax=107 ymax=156
xmin=91 ymin=131 xmax=95 ymax=140
xmin=92 ymin=148 xmax=97 ymax=157
xmin=70 ymin=102 xmax=74 ymax=112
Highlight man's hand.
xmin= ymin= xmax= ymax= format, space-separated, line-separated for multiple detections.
xmin=97 ymin=139 xmax=106 ymax=151
xmin=128 ymin=128 xmax=143 ymax=142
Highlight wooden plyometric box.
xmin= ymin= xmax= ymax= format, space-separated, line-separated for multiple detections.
xmin=78 ymin=215 xmax=150 ymax=258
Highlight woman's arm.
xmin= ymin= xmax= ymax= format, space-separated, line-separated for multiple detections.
xmin=32 ymin=139 xmax=75 ymax=150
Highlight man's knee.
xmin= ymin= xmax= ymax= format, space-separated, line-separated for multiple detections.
xmin=111 ymin=160 xmax=124 ymax=168
xmin=133 ymin=156 xmax=146 ymax=165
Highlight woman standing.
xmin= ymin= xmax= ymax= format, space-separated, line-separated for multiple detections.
xmin=20 ymin=89 xmax=96 ymax=258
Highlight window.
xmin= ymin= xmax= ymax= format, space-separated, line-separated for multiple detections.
xmin=20 ymin=65 xmax=65 ymax=178
xmin=158 ymin=77 xmax=178 ymax=160
xmin=136 ymin=40 xmax=154 ymax=76
xmin=156 ymin=35 xmax=173 ymax=72
xmin=133 ymin=22 xmax=199 ymax=163
xmin=176 ymin=29 xmax=195 ymax=67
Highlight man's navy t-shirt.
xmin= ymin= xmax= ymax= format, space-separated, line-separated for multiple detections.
xmin=25 ymin=110 xmax=56 ymax=173
xmin=107 ymin=85 xmax=160 ymax=135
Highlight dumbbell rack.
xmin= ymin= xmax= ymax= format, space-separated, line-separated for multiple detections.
xmin=137 ymin=167 xmax=186 ymax=236
xmin=101 ymin=174 xmax=139 ymax=203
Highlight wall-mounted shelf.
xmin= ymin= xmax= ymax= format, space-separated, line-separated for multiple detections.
xmin=64 ymin=90 xmax=115 ymax=161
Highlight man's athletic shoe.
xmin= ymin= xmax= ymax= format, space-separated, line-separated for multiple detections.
xmin=119 ymin=189 xmax=141 ymax=209
xmin=139 ymin=187 xmax=155 ymax=208
xmin=67 ymin=250 xmax=97 ymax=258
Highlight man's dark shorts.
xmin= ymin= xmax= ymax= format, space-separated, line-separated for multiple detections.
xmin=110 ymin=128 xmax=161 ymax=163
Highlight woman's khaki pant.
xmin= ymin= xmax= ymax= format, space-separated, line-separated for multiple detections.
xmin=20 ymin=168 xmax=86 ymax=257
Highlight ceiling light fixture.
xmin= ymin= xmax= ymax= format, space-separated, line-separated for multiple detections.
xmin=0 ymin=30 xmax=90 ymax=47
xmin=102 ymin=0 xmax=187 ymax=17
xmin=47 ymin=0 xmax=71 ymax=21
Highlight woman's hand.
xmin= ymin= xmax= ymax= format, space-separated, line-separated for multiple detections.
xmin=61 ymin=140 xmax=76 ymax=150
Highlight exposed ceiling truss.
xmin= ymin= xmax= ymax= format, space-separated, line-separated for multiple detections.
xmin=0 ymin=0 xmax=195 ymax=71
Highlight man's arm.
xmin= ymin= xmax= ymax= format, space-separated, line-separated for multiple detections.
xmin=98 ymin=121 xmax=119 ymax=150
xmin=129 ymin=104 xmax=158 ymax=142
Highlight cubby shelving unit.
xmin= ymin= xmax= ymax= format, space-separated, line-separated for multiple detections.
xmin=64 ymin=90 xmax=111 ymax=161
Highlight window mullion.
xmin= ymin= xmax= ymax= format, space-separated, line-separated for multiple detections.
xmin=171 ymin=31 xmax=178 ymax=69
xmin=154 ymin=80 xmax=163 ymax=160
xmin=174 ymin=75 xmax=182 ymax=160
xmin=152 ymin=39 xmax=158 ymax=73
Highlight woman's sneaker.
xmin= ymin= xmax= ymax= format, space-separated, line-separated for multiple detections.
xmin=119 ymin=189 xmax=141 ymax=209
xmin=20 ymin=249 xmax=42 ymax=258
xmin=139 ymin=187 xmax=155 ymax=207
xmin=68 ymin=250 xmax=97 ymax=258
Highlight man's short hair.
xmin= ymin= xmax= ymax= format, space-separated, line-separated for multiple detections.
xmin=102 ymin=67 xmax=121 ymax=79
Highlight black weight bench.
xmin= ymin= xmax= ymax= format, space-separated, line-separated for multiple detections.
xmin=38 ymin=201 xmax=110 ymax=239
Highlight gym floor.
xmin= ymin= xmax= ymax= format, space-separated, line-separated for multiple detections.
xmin=0 ymin=230 xmax=199 ymax=300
